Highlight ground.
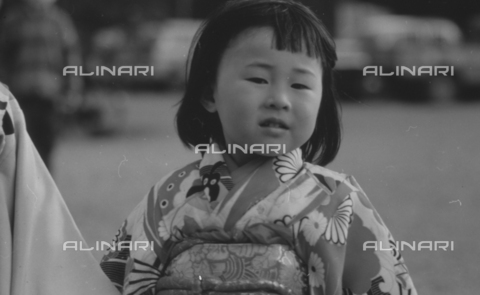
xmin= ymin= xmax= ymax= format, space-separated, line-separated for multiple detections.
xmin=53 ymin=91 xmax=479 ymax=295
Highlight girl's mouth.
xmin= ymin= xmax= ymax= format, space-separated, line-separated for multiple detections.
xmin=259 ymin=118 xmax=289 ymax=129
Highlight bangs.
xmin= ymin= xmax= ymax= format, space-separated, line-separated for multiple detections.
xmin=268 ymin=5 xmax=337 ymax=69
xmin=187 ymin=0 xmax=338 ymax=80
xmin=211 ymin=0 xmax=337 ymax=69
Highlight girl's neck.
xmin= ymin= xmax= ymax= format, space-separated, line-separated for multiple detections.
xmin=220 ymin=148 xmax=269 ymax=186
xmin=217 ymin=143 xmax=267 ymax=173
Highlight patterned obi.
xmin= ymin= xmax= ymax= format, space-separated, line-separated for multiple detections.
xmin=156 ymin=243 xmax=308 ymax=295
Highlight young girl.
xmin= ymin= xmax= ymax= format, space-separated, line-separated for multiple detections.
xmin=100 ymin=1 xmax=417 ymax=294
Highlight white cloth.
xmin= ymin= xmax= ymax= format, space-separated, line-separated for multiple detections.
xmin=0 ymin=83 xmax=119 ymax=295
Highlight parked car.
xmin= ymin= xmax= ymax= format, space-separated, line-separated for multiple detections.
xmin=362 ymin=15 xmax=462 ymax=102
xmin=87 ymin=19 xmax=202 ymax=90
xmin=335 ymin=13 xmax=468 ymax=102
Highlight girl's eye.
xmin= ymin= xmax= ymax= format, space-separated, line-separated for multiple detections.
xmin=247 ymin=77 xmax=268 ymax=84
xmin=291 ymin=83 xmax=310 ymax=90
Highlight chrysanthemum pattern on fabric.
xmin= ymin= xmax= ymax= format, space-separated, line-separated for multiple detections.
xmin=100 ymin=144 xmax=417 ymax=295
xmin=302 ymin=209 xmax=328 ymax=246
xmin=324 ymin=195 xmax=353 ymax=245
xmin=273 ymin=149 xmax=303 ymax=183
xmin=308 ymin=252 xmax=325 ymax=289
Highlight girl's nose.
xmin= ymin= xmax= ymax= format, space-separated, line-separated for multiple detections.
xmin=265 ymin=86 xmax=291 ymax=110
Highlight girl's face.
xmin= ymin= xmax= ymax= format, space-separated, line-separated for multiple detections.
xmin=203 ymin=27 xmax=323 ymax=165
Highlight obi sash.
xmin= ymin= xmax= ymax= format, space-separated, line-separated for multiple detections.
xmin=156 ymin=243 xmax=307 ymax=295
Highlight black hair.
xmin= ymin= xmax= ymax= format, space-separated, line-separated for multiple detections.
xmin=176 ymin=0 xmax=341 ymax=166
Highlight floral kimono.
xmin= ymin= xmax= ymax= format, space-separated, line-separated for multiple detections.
xmin=100 ymin=144 xmax=417 ymax=295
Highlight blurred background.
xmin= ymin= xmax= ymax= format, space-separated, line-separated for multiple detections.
xmin=0 ymin=0 xmax=479 ymax=294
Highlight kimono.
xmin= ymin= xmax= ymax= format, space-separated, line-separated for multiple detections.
xmin=100 ymin=143 xmax=417 ymax=295
xmin=0 ymin=83 xmax=119 ymax=295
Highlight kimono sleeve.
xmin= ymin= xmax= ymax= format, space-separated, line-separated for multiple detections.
xmin=100 ymin=170 xmax=178 ymax=295
xmin=99 ymin=188 xmax=156 ymax=293
xmin=341 ymin=176 xmax=417 ymax=295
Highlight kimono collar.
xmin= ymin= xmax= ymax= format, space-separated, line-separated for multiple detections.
xmin=197 ymin=143 xmax=305 ymax=190
xmin=184 ymin=143 xmax=305 ymax=231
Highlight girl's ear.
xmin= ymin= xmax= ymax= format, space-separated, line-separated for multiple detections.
xmin=200 ymin=87 xmax=217 ymax=113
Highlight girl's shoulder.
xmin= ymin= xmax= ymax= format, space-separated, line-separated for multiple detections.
xmin=144 ymin=159 xmax=202 ymax=205
xmin=125 ymin=159 xmax=202 ymax=229
xmin=303 ymin=162 xmax=365 ymax=196
xmin=304 ymin=162 xmax=348 ymax=182
xmin=153 ymin=159 xmax=201 ymax=190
